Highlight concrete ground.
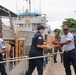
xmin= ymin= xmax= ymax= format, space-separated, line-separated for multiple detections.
xmin=32 ymin=54 xmax=75 ymax=75
xmin=54 ymin=54 xmax=75 ymax=75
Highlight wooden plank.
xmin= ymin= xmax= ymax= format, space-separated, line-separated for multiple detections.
xmin=7 ymin=45 xmax=11 ymax=65
xmin=15 ymin=30 xmax=18 ymax=64
xmin=3 ymin=38 xmax=25 ymax=41
xmin=3 ymin=38 xmax=15 ymax=41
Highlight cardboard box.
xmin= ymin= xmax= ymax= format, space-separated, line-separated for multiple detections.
xmin=46 ymin=35 xmax=55 ymax=48
xmin=47 ymin=35 xmax=55 ymax=43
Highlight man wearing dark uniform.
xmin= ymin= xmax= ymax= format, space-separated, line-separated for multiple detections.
xmin=25 ymin=24 xmax=52 ymax=75
xmin=54 ymin=29 xmax=63 ymax=63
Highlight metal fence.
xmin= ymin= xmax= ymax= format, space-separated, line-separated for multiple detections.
xmin=0 ymin=51 xmax=63 ymax=75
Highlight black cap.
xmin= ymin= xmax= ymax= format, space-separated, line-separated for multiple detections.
xmin=62 ymin=25 xmax=69 ymax=30
xmin=37 ymin=24 xmax=45 ymax=30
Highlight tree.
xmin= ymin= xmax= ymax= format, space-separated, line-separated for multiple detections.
xmin=62 ymin=18 xmax=76 ymax=28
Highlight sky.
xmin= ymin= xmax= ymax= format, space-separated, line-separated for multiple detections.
xmin=0 ymin=0 xmax=76 ymax=30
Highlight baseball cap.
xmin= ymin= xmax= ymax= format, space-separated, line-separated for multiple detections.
xmin=62 ymin=25 xmax=69 ymax=30
xmin=37 ymin=24 xmax=46 ymax=30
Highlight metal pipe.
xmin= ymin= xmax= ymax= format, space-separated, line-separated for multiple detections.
xmin=0 ymin=8 xmax=13 ymax=29
xmin=8 ymin=11 xmax=14 ymax=33
xmin=0 ymin=55 xmax=51 ymax=63
xmin=1 ymin=22 xmax=14 ymax=35
xmin=3 ymin=52 xmax=63 ymax=60
xmin=0 ymin=52 xmax=63 ymax=63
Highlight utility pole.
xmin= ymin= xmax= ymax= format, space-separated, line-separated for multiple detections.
xmin=16 ymin=0 xmax=18 ymax=14
xmin=29 ymin=0 xmax=31 ymax=12
xmin=39 ymin=0 xmax=41 ymax=12
xmin=23 ymin=0 xmax=31 ymax=12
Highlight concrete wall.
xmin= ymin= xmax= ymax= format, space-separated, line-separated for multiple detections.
xmin=10 ymin=60 xmax=27 ymax=75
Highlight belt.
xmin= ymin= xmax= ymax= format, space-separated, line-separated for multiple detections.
xmin=64 ymin=49 xmax=75 ymax=53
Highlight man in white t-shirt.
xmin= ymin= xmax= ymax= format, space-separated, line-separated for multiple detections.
xmin=53 ymin=25 xmax=76 ymax=75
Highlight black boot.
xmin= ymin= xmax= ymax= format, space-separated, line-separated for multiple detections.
xmin=54 ymin=54 xmax=57 ymax=63
xmin=60 ymin=54 xmax=63 ymax=63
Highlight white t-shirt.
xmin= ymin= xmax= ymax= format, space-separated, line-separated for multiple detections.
xmin=61 ymin=32 xmax=75 ymax=51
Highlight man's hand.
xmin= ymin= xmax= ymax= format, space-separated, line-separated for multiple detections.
xmin=52 ymin=41 xmax=59 ymax=45
xmin=46 ymin=45 xmax=53 ymax=50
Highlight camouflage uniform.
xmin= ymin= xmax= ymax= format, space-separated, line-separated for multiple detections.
xmin=54 ymin=35 xmax=63 ymax=63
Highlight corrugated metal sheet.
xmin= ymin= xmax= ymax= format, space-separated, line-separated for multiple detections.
xmin=0 ymin=5 xmax=17 ymax=17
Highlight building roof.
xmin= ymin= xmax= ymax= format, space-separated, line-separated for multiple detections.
xmin=0 ymin=5 xmax=17 ymax=17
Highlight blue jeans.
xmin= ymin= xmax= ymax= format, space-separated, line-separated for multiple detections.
xmin=63 ymin=49 xmax=76 ymax=75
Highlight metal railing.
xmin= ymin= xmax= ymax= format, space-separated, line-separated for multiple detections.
xmin=0 ymin=52 xmax=63 ymax=75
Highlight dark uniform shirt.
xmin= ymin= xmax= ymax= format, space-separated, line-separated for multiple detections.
xmin=29 ymin=31 xmax=43 ymax=57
